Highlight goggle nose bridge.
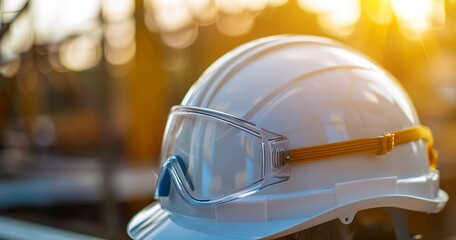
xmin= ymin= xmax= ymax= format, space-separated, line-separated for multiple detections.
xmin=155 ymin=155 xmax=194 ymax=198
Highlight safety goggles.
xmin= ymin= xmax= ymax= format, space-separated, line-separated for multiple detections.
xmin=156 ymin=106 xmax=437 ymax=207
xmin=155 ymin=106 xmax=291 ymax=206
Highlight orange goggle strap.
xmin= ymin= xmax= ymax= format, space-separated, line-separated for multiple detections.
xmin=288 ymin=125 xmax=438 ymax=169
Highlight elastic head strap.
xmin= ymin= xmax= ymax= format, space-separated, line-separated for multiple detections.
xmin=288 ymin=125 xmax=437 ymax=169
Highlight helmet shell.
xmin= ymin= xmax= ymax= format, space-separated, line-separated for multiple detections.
xmin=130 ymin=35 xmax=448 ymax=240
xmin=182 ymin=35 xmax=425 ymax=194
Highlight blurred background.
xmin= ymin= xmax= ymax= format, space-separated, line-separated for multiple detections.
xmin=0 ymin=0 xmax=455 ymax=239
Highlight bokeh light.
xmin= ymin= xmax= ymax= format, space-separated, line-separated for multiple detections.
xmin=298 ymin=0 xmax=360 ymax=37
xmin=102 ymin=0 xmax=134 ymax=23
xmin=32 ymin=0 xmax=101 ymax=44
xmin=216 ymin=12 xmax=255 ymax=36
xmin=215 ymin=0 xmax=246 ymax=15
xmin=59 ymin=35 xmax=102 ymax=71
xmin=391 ymin=0 xmax=433 ymax=33
xmin=0 ymin=5 xmax=33 ymax=61
xmin=187 ymin=0 xmax=218 ymax=26
xmin=103 ymin=0 xmax=136 ymax=67
xmin=104 ymin=40 xmax=136 ymax=65
xmin=318 ymin=0 xmax=360 ymax=37
xmin=8 ymin=11 xmax=34 ymax=54
xmin=1 ymin=0 xmax=28 ymax=23
xmin=0 ymin=58 xmax=21 ymax=78
xmin=105 ymin=19 xmax=136 ymax=49
xmin=297 ymin=0 xmax=334 ymax=14
xmin=149 ymin=0 xmax=193 ymax=32
xmin=144 ymin=0 xmax=290 ymax=48
xmin=245 ymin=0 xmax=269 ymax=11
xmin=161 ymin=26 xmax=199 ymax=49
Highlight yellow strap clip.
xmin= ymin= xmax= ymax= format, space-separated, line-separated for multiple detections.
xmin=377 ymin=132 xmax=395 ymax=155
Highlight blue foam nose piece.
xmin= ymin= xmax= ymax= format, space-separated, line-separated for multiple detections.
xmin=156 ymin=167 xmax=171 ymax=197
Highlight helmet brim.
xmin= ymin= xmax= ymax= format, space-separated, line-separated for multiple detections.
xmin=128 ymin=190 xmax=448 ymax=240
xmin=127 ymin=201 xmax=239 ymax=240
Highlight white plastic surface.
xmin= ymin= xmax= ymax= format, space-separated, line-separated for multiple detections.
xmin=137 ymin=35 xmax=448 ymax=239
xmin=129 ymin=187 xmax=447 ymax=239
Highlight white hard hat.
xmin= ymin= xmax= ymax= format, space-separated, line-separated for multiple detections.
xmin=128 ymin=35 xmax=448 ymax=239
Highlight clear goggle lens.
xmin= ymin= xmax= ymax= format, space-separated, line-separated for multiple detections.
xmin=155 ymin=106 xmax=291 ymax=206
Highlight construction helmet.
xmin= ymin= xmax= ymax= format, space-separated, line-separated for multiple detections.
xmin=128 ymin=35 xmax=448 ymax=239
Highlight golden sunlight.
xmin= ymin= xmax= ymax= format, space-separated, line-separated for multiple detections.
xmin=391 ymin=0 xmax=433 ymax=33
xmin=364 ymin=0 xmax=393 ymax=25
xmin=298 ymin=0 xmax=360 ymax=37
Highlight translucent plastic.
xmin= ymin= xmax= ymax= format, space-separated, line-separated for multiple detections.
xmin=156 ymin=106 xmax=291 ymax=206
